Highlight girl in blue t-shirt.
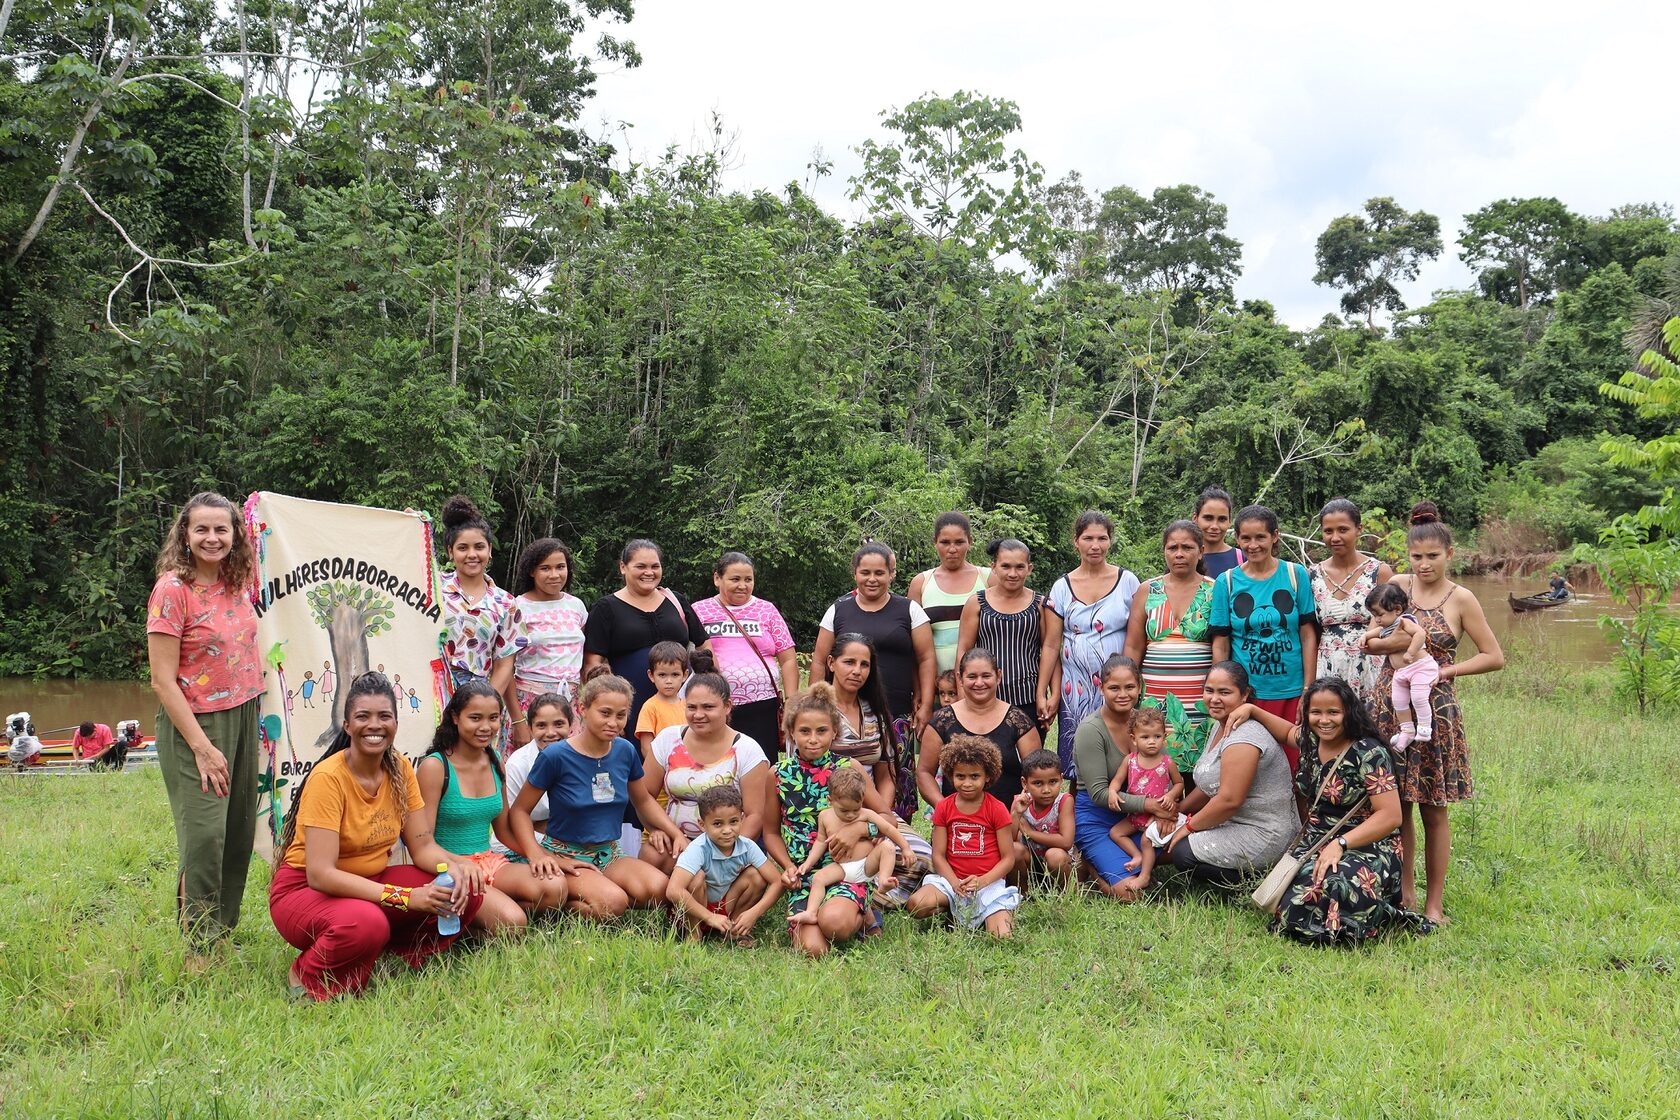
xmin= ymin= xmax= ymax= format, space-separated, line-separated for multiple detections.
xmin=509 ymin=667 xmax=686 ymax=920
xmin=1209 ymin=506 xmax=1318 ymax=771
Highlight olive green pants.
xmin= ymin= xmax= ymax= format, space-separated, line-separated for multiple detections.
xmin=155 ymin=698 xmax=261 ymax=946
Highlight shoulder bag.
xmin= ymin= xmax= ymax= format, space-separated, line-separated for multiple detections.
xmin=1251 ymin=742 xmax=1370 ymax=915
xmin=714 ymin=597 xmax=785 ymax=739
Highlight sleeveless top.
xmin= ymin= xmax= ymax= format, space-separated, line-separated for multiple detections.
xmin=920 ymin=567 xmax=990 ymax=673
xmin=974 ymin=589 xmax=1045 ymax=709
xmin=1138 ymin=576 xmax=1214 ymax=714
xmin=1048 ymin=567 xmax=1141 ymax=773
xmin=432 ymin=754 xmax=505 ymax=856
xmin=828 ymin=593 xmax=922 ymax=719
xmin=928 ymin=703 xmax=1038 ymax=806
xmin=1312 ymin=559 xmax=1382 ymax=703
xmin=834 ymin=697 xmax=890 ymax=767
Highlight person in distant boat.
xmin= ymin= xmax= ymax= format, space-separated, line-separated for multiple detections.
xmin=1548 ymin=573 xmax=1573 ymax=601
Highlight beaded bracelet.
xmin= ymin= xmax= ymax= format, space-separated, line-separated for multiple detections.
xmin=378 ymin=883 xmax=412 ymax=911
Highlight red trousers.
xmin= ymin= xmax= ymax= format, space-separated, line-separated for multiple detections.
xmin=269 ymin=864 xmax=484 ymax=1000
xmin=1254 ymin=696 xmax=1302 ymax=774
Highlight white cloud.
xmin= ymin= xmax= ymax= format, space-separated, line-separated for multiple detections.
xmin=590 ymin=0 xmax=1676 ymax=328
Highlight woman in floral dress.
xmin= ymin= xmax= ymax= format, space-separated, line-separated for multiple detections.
xmin=438 ymin=496 xmax=516 ymax=754
xmin=1125 ymin=520 xmax=1215 ymax=774
xmin=1230 ymin=677 xmax=1429 ymax=944
xmin=1311 ymin=498 xmax=1392 ymax=707
xmin=1367 ymin=506 xmax=1503 ymax=924
xmin=1044 ymin=511 xmax=1140 ymax=777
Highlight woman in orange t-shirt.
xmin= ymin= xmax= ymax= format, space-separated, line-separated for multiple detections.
xmin=268 ymin=672 xmax=485 ymax=1001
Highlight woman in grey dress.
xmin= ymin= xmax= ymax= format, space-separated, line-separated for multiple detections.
xmin=1161 ymin=660 xmax=1296 ymax=886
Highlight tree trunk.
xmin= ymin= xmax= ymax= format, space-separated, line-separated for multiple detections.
xmin=8 ymin=0 xmax=154 ymax=265
xmin=313 ymin=604 xmax=373 ymax=752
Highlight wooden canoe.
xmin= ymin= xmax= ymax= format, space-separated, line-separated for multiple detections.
xmin=1509 ymin=592 xmax=1568 ymax=613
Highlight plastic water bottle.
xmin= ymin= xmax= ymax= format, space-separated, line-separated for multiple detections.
xmin=433 ymin=863 xmax=461 ymax=936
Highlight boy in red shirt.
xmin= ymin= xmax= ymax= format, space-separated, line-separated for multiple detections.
xmin=906 ymin=733 xmax=1021 ymax=938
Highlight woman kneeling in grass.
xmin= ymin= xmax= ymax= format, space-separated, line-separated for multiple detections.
xmin=907 ymin=734 xmax=1021 ymax=938
xmin=417 ymin=680 xmax=569 ymax=931
xmin=1227 ymin=677 xmax=1432 ymax=943
xmin=509 ymin=668 xmax=686 ymax=920
xmin=268 ymin=672 xmax=484 ymax=1001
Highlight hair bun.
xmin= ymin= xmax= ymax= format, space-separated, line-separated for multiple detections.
xmin=580 ymin=664 xmax=612 ymax=685
xmin=440 ymin=494 xmax=482 ymax=529
xmin=689 ymin=648 xmax=717 ymax=675
xmin=1408 ymin=501 xmax=1441 ymax=526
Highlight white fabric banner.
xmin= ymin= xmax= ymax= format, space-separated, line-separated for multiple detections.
xmin=243 ymin=493 xmax=446 ymax=855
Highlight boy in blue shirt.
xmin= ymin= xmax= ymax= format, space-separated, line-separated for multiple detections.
xmin=666 ymin=785 xmax=784 ymax=946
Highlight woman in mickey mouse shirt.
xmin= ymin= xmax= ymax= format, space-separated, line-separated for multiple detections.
xmin=1209 ymin=505 xmax=1317 ymax=775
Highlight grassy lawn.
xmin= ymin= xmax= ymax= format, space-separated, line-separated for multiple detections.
xmin=3 ymin=678 xmax=1678 ymax=1119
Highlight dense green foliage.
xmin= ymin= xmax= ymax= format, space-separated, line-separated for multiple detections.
xmin=4 ymin=681 xmax=1680 ymax=1115
xmin=3 ymin=0 xmax=1678 ymax=677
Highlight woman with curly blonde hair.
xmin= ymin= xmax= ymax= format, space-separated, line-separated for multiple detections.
xmin=146 ymin=491 xmax=264 ymax=965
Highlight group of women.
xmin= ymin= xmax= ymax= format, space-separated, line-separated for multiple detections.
xmin=143 ymin=486 xmax=1502 ymax=995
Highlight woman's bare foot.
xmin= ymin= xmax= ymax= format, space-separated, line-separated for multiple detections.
xmin=1424 ymin=908 xmax=1449 ymax=926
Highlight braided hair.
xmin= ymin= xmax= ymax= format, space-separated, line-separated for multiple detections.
xmin=279 ymin=672 xmax=405 ymax=854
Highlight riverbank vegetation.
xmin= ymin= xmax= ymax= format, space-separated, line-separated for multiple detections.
xmin=1 ymin=679 xmax=1677 ymax=1116
xmin=3 ymin=2 xmax=1678 ymax=677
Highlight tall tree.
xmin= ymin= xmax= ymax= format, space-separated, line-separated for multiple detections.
xmin=1312 ymin=197 xmax=1442 ymax=329
xmin=1096 ymin=183 xmax=1242 ymax=303
xmin=1458 ymin=196 xmax=1578 ymax=309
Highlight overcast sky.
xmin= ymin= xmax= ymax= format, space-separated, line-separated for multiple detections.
xmin=588 ymin=0 xmax=1674 ymax=328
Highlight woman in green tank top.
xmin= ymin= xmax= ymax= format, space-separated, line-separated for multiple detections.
xmin=417 ymin=681 xmax=569 ymax=931
xmin=909 ymin=512 xmax=993 ymax=674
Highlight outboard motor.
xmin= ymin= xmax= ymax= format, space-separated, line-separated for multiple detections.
xmin=6 ymin=712 xmax=42 ymax=764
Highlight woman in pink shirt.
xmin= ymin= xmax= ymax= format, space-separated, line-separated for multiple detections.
xmin=691 ymin=551 xmax=799 ymax=760
xmin=145 ymin=492 xmax=264 ymax=965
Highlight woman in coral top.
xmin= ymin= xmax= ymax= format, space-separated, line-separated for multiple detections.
xmin=146 ymin=492 xmax=265 ymax=962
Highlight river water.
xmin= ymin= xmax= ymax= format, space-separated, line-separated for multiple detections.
xmin=0 ymin=572 xmax=1623 ymax=734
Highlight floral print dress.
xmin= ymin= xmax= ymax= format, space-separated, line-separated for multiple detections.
xmin=1373 ymin=590 xmax=1471 ymax=806
xmin=1273 ymin=737 xmax=1428 ymax=945
xmin=1137 ymin=576 xmax=1214 ymax=771
xmin=774 ymin=751 xmax=867 ymax=922
xmin=1312 ymin=559 xmax=1381 ymax=706
xmin=1049 ymin=568 xmax=1140 ymax=777
xmin=441 ymin=572 xmax=517 ymax=753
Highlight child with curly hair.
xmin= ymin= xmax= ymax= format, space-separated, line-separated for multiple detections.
xmin=906 ymin=734 xmax=1021 ymax=937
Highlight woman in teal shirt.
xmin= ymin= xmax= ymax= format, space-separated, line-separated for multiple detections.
xmin=418 ymin=679 xmax=569 ymax=931
xmin=1209 ymin=505 xmax=1317 ymax=773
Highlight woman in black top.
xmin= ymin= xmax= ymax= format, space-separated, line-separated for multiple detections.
xmin=917 ymin=646 xmax=1043 ymax=808
xmin=955 ymin=538 xmax=1054 ymax=714
xmin=582 ymin=538 xmax=707 ymax=731
xmin=809 ymin=542 xmax=936 ymax=742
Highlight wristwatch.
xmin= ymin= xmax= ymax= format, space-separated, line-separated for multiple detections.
xmin=1336 ymin=837 xmax=1349 ymax=852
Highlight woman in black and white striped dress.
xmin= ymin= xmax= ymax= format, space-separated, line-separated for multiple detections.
xmin=956 ymin=539 xmax=1056 ymax=718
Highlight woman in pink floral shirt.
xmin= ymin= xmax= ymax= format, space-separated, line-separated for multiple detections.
xmin=146 ymin=492 xmax=264 ymax=962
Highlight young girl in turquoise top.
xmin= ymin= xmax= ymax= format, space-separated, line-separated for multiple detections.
xmin=418 ymin=679 xmax=568 ymax=932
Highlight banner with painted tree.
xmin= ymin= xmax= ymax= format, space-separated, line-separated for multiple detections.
xmin=243 ymin=493 xmax=447 ymax=853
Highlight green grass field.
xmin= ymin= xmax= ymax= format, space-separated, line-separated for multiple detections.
xmin=3 ymin=676 xmax=1679 ymax=1119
